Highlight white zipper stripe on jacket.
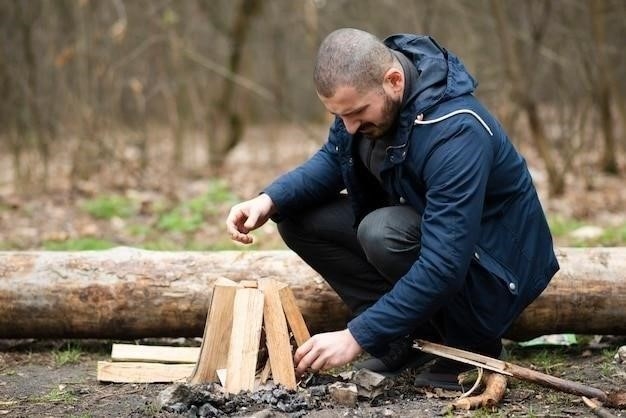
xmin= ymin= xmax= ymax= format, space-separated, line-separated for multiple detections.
xmin=414 ymin=109 xmax=493 ymax=136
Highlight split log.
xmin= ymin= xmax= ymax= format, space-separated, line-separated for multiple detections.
xmin=0 ymin=247 xmax=625 ymax=339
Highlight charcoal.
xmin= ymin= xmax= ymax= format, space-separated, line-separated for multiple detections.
xmin=157 ymin=372 xmax=400 ymax=415
xmin=186 ymin=405 xmax=198 ymax=418
xmin=198 ymin=403 xmax=222 ymax=417
xmin=164 ymin=402 xmax=188 ymax=414
xmin=309 ymin=385 xmax=327 ymax=397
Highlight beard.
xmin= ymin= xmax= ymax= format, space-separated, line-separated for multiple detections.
xmin=359 ymin=91 xmax=402 ymax=140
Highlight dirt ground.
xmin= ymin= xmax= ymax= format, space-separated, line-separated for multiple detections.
xmin=1 ymin=337 xmax=625 ymax=417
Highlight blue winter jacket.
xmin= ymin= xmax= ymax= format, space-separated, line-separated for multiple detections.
xmin=264 ymin=34 xmax=559 ymax=356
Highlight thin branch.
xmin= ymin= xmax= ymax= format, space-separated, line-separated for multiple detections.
xmin=181 ymin=43 xmax=275 ymax=103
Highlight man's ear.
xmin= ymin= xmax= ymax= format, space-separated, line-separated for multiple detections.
xmin=384 ymin=68 xmax=404 ymax=93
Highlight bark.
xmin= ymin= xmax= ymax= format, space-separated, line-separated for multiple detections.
xmin=0 ymin=248 xmax=625 ymax=340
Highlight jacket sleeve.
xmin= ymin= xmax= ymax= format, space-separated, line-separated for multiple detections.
xmin=263 ymin=130 xmax=345 ymax=218
xmin=347 ymin=121 xmax=494 ymax=356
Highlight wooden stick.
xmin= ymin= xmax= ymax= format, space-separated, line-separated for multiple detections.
xmin=278 ymin=285 xmax=311 ymax=347
xmin=189 ymin=283 xmax=238 ymax=384
xmin=111 ymin=344 xmax=199 ymax=364
xmin=97 ymin=361 xmax=193 ymax=383
xmin=582 ymin=396 xmax=619 ymax=418
xmin=225 ymin=288 xmax=265 ymax=393
xmin=258 ymin=278 xmax=297 ymax=390
xmin=415 ymin=340 xmax=617 ymax=406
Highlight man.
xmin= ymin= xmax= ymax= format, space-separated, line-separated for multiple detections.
xmin=226 ymin=28 xmax=559 ymax=390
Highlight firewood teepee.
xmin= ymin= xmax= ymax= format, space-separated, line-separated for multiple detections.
xmin=189 ymin=277 xmax=310 ymax=393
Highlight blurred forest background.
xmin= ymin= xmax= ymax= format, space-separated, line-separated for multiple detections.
xmin=0 ymin=0 xmax=625 ymax=251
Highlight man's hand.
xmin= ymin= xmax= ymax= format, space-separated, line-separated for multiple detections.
xmin=226 ymin=194 xmax=276 ymax=244
xmin=294 ymin=329 xmax=362 ymax=378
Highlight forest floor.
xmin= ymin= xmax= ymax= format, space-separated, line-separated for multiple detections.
xmin=1 ymin=337 xmax=625 ymax=417
xmin=0 ymin=124 xmax=626 ymax=417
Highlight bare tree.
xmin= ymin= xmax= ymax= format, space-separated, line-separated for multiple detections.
xmin=201 ymin=0 xmax=263 ymax=171
xmin=0 ymin=0 xmax=622 ymax=196
xmin=589 ymin=0 xmax=620 ymax=174
xmin=489 ymin=0 xmax=566 ymax=196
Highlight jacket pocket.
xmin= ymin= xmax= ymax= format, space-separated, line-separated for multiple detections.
xmin=472 ymin=247 xmax=520 ymax=295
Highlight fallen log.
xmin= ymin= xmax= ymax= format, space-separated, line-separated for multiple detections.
xmin=0 ymin=247 xmax=625 ymax=339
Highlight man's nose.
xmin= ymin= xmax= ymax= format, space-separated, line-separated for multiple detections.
xmin=342 ymin=117 xmax=361 ymax=134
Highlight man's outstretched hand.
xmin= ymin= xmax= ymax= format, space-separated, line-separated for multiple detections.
xmin=294 ymin=329 xmax=363 ymax=378
xmin=226 ymin=193 xmax=276 ymax=244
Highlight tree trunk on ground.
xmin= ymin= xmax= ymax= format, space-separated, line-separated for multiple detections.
xmin=0 ymin=248 xmax=625 ymax=340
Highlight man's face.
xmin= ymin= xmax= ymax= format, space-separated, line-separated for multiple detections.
xmin=318 ymin=84 xmax=401 ymax=140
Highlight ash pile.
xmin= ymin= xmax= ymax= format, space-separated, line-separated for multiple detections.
xmin=158 ymin=369 xmax=403 ymax=417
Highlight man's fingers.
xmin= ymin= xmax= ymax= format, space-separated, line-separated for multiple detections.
xmin=310 ymin=355 xmax=328 ymax=373
xmin=294 ymin=340 xmax=316 ymax=377
xmin=294 ymin=338 xmax=313 ymax=362
xmin=232 ymin=232 xmax=253 ymax=244
xmin=294 ymin=342 xmax=310 ymax=362
xmin=295 ymin=349 xmax=321 ymax=377
xmin=242 ymin=209 xmax=259 ymax=230
xmin=226 ymin=208 xmax=255 ymax=244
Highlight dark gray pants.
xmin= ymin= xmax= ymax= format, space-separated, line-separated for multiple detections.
xmin=277 ymin=195 xmax=501 ymax=356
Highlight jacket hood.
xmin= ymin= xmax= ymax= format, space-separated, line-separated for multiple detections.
xmin=384 ymin=34 xmax=477 ymax=113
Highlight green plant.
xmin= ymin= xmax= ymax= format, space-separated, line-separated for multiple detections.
xmin=526 ymin=348 xmax=568 ymax=374
xmin=126 ymin=223 xmax=151 ymax=238
xmin=156 ymin=181 xmax=236 ymax=233
xmin=547 ymin=215 xmax=584 ymax=238
xmin=82 ymin=195 xmax=136 ymax=219
xmin=598 ymin=223 xmax=626 ymax=246
xmin=31 ymin=387 xmax=77 ymax=404
xmin=157 ymin=208 xmax=204 ymax=233
xmin=205 ymin=179 xmax=237 ymax=205
xmin=53 ymin=342 xmax=83 ymax=366
xmin=43 ymin=238 xmax=117 ymax=251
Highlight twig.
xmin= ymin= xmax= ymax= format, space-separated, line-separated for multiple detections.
xmin=582 ymin=396 xmax=618 ymax=418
